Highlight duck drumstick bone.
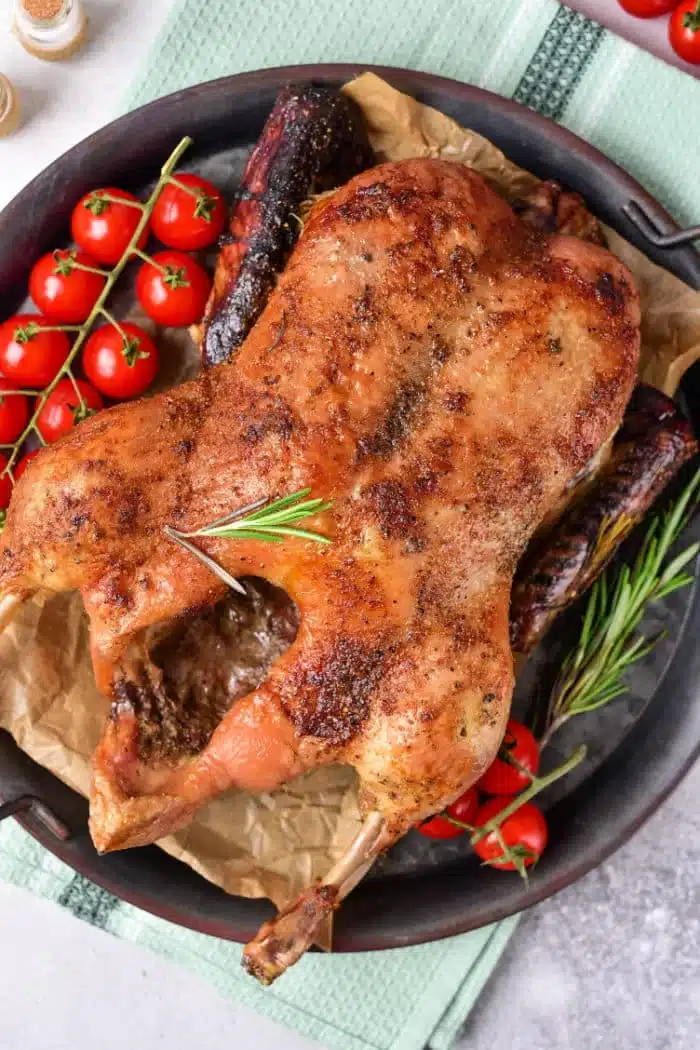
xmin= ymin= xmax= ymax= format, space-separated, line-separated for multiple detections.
xmin=242 ymin=811 xmax=385 ymax=984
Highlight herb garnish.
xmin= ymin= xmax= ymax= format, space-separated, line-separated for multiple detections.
xmin=165 ymin=488 xmax=334 ymax=590
xmin=540 ymin=465 xmax=700 ymax=747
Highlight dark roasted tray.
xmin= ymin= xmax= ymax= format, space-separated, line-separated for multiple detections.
xmin=1 ymin=64 xmax=699 ymax=951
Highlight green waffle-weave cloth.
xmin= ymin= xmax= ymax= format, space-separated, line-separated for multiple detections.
xmin=2 ymin=1 xmax=700 ymax=1048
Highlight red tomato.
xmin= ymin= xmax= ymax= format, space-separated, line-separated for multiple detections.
xmin=448 ymin=786 xmax=480 ymax=825
xmin=0 ymin=380 xmax=29 ymax=444
xmin=617 ymin=0 xmax=678 ymax=16
xmin=71 ymin=187 xmax=148 ymax=265
xmin=14 ymin=449 xmax=40 ymax=481
xmin=416 ymin=787 xmax=480 ymax=840
xmin=82 ymin=322 xmax=159 ymax=400
xmin=152 ymin=174 xmax=227 ymax=250
xmin=669 ymin=1 xmax=700 ymax=63
xmin=473 ymin=798 xmax=548 ymax=871
xmin=29 ymin=250 xmax=106 ymax=324
xmin=36 ymin=379 xmax=103 ymax=444
xmin=0 ymin=315 xmax=70 ymax=387
xmin=135 ymin=250 xmax=211 ymax=327
xmin=0 ymin=454 xmax=12 ymax=509
xmin=477 ymin=720 xmax=540 ymax=795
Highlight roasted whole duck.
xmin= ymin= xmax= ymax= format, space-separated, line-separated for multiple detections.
xmin=0 ymin=157 xmax=641 ymax=979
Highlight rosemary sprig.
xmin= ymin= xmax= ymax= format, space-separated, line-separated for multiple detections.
xmin=165 ymin=489 xmax=334 ymax=591
xmin=540 ymin=465 xmax=700 ymax=747
xmin=172 ymin=488 xmax=334 ymax=545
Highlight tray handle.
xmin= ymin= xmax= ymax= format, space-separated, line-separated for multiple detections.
xmin=0 ymin=795 xmax=71 ymax=840
xmin=624 ymin=200 xmax=700 ymax=250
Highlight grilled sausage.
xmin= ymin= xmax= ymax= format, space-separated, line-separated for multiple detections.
xmin=199 ymin=84 xmax=373 ymax=368
xmin=510 ymin=384 xmax=698 ymax=654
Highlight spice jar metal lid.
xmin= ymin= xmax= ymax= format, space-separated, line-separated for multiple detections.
xmin=0 ymin=75 xmax=21 ymax=138
xmin=14 ymin=0 xmax=88 ymax=61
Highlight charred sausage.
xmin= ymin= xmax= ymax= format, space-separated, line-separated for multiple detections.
xmin=510 ymin=384 xmax=698 ymax=653
xmin=199 ymin=84 xmax=373 ymax=368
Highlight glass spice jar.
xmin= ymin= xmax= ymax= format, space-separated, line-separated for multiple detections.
xmin=14 ymin=0 xmax=88 ymax=62
xmin=0 ymin=75 xmax=21 ymax=138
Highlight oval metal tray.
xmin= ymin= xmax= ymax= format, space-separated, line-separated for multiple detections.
xmin=1 ymin=64 xmax=699 ymax=951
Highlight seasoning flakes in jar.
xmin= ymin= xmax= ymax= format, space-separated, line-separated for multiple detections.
xmin=14 ymin=0 xmax=88 ymax=62
xmin=0 ymin=75 xmax=21 ymax=138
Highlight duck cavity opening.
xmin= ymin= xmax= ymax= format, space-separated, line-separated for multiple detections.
xmin=116 ymin=578 xmax=299 ymax=765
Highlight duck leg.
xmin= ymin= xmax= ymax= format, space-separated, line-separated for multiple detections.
xmin=242 ymin=811 xmax=385 ymax=984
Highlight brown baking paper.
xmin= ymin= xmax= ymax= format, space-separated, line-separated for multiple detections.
xmin=2 ymin=73 xmax=700 ymax=921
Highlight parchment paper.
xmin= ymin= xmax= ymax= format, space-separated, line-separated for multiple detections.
xmin=2 ymin=73 xmax=700 ymax=917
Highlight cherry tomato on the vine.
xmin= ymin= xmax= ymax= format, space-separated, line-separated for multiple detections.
xmin=13 ymin=449 xmax=40 ymax=481
xmin=0 ymin=454 xmax=12 ymax=510
xmin=0 ymin=380 xmax=29 ymax=444
xmin=36 ymin=379 xmax=104 ymax=444
xmin=476 ymin=719 xmax=540 ymax=796
xmin=473 ymin=798 xmax=548 ymax=871
xmin=617 ymin=0 xmax=678 ymax=17
xmin=0 ymin=315 xmax=70 ymax=387
xmin=135 ymin=250 xmax=212 ymax=327
xmin=71 ymin=187 xmax=148 ymax=265
xmin=416 ymin=814 xmax=463 ymax=840
xmin=416 ymin=786 xmax=480 ymax=840
xmin=669 ymin=1 xmax=700 ymax=64
xmin=449 ymin=786 xmax=481 ymax=824
xmin=152 ymin=174 xmax=227 ymax=250
xmin=29 ymin=250 xmax=106 ymax=324
xmin=82 ymin=322 xmax=159 ymax=400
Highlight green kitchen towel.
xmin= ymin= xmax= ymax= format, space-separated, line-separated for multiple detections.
xmin=0 ymin=820 xmax=516 ymax=1050
xmin=3 ymin=2 xmax=700 ymax=1049
xmin=125 ymin=0 xmax=700 ymax=231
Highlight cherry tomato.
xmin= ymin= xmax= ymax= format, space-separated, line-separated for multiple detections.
xmin=29 ymin=250 xmax=106 ymax=324
xmin=36 ymin=379 xmax=103 ymax=444
xmin=0 ymin=380 xmax=29 ymax=444
xmin=0 ymin=454 xmax=12 ymax=510
xmin=477 ymin=719 xmax=540 ymax=795
xmin=135 ymin=250 xmax=211 ymax=327
xmin=0 ymin=315 xmax=70 ymax=387
xmin=152 ymin=174 xmax=227 ymax=250
xmin=82 ymin=322 xmax=159 ymax=400
xmin=617 ymin=0 xmax=678 ymax=16
xmin=473 ymin=798 xmax=548 ymax=871
xmin=71 ymin=187 xmax=148 ymax=265
xmin=14 ymin=449 xmax=40 ymax=481
xmin=669 ymin=1 xmax=700 ymax=63
xmin=416 ymin=786 xmax=480 ymax=840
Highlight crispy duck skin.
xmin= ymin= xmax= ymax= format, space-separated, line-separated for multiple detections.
xmin=0 ymin=159 xmax=640 ymax=978
xmin=198 ymin=83 xmax=373 ymax=367
xmin=510 ymin=383 xmax=697 ymax=654
xmin=513 ymin=180 xmax=607 ymax=246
